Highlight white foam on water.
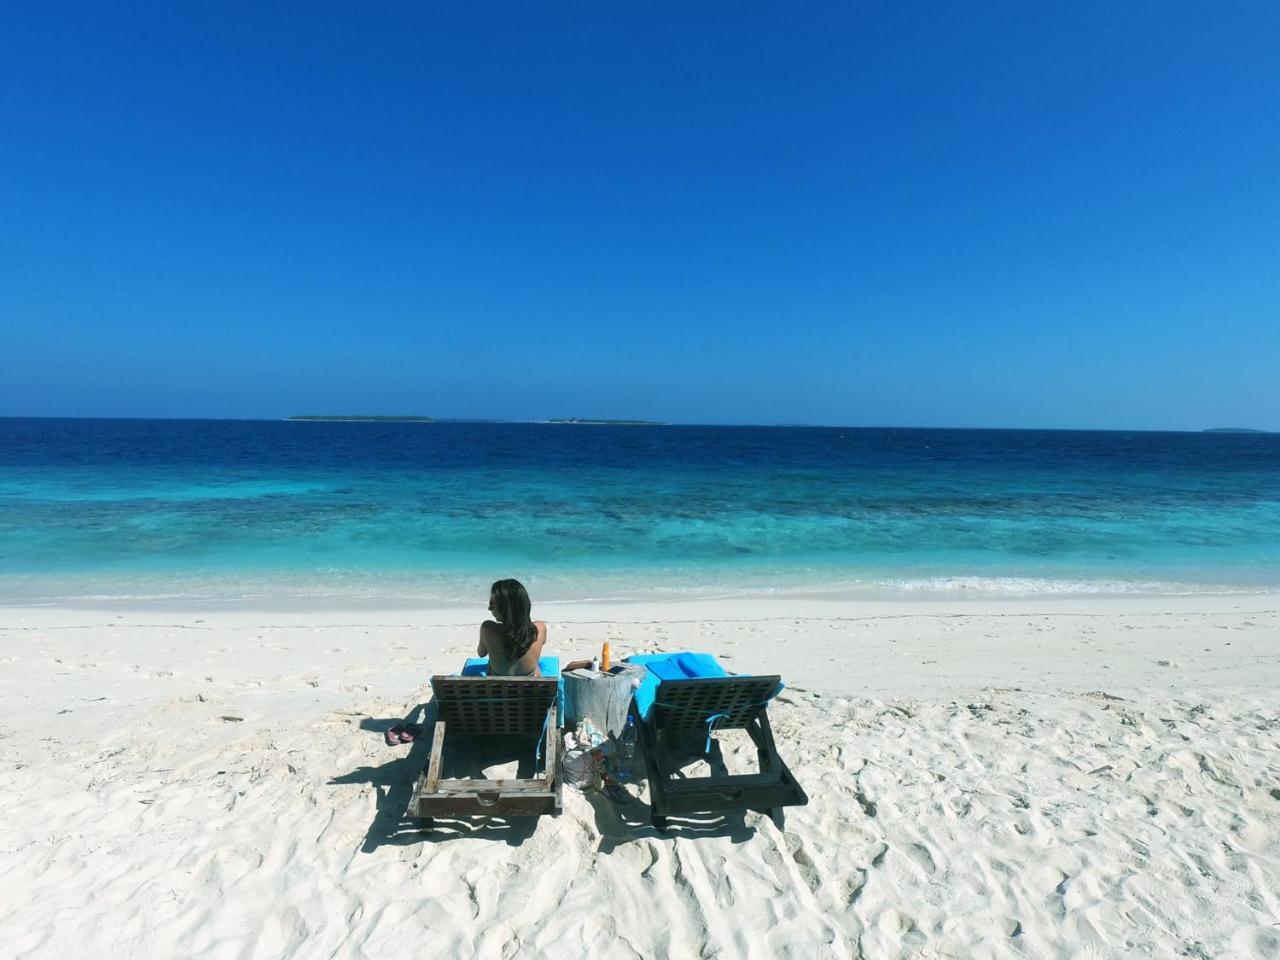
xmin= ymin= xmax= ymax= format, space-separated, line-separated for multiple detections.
xmin=1 ymin=566 xmax=1273 ymax=609
xmin=867 ymin=575 xmax=1265 ymax=597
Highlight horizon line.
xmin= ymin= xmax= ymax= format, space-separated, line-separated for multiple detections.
xmin=0 ymin=414 xmax=1270 ymax=435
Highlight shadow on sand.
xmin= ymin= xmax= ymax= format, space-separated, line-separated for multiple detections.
xmin=584 ymin=734 xmax=758 ymax=850
xmin=332 ymin=709 xmax=762 ymax=852
xmin=329 ymin=702 xmax=541 ymax=851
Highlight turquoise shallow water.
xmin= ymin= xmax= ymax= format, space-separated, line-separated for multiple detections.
xmin=1 ymin=418 xmax=1278 ymax=604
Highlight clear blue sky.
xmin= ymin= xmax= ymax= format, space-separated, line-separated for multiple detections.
xmin=2 ymin=3 xmax=1277 ymax=429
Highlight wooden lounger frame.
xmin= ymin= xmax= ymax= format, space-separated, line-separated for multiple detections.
xmin=411 ymin=675 xmax=561 ymax=823
xmin=638 ymin=675 xmax=807 ymax=831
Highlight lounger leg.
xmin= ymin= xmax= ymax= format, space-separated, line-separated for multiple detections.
xmin=638 ymin=717 xmax=671 ymax=828
xmin=426 ymin=721 xmax=446 ymax=794
xmin=746 ymin=718 xmax=772 ymax=772
xmin=409 ymin=721 xmax=447 ymax=821
xmin=746 ymin=711 xmax=786 ymax=776
xmin=545 ymin=701 xmax=562 ymax=815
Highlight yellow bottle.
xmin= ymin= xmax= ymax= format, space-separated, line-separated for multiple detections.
xmin=601 ymin=642 xmax=611 ymax=673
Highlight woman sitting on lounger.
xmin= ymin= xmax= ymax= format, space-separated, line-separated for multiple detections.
xmin=479 ymin=578 xmax=547 ymax=676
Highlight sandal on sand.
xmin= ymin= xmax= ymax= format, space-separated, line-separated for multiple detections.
xmin=385 ymin=723 xmax=421 ymax=746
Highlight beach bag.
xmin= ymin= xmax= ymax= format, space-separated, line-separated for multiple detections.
xmin=561 ymin=720 xmax=605 ymax=790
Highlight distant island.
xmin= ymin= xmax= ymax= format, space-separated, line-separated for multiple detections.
xmin=1203 ymin=427 xmax=1269 ymax=434
xmin=544 ymin=417 xmax=668 ymax=425
xmin=287 ymin=415 xmax=434 ymax=422
xmin=284 ymin=415 xmax=670 ymax=425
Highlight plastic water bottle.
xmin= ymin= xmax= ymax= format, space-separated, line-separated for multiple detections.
xmin=617 ymin=714 xmax=637 ymax=781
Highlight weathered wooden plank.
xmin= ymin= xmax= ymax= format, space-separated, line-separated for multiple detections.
xmin=429 ymin=778 xmax=551 ymax=795
xmin=417 ymin=794 xmax=557 ymax=817
xmin=436 ymin=789 xmax=555 ymax=802
xmin=425 ymin=721 xmax=446 ymax=793
xmin=543 ymin=701 xmax=558 ymax=788
xmin=410 ymin=768 xmax=429 ymax=815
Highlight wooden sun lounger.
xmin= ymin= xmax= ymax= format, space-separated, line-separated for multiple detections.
xmin=411 ymin=675 xmax=561 ymax=824
xmin=638 ymin=675 xmax=807 ymax=831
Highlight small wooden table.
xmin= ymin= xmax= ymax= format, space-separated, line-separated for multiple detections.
xmin=562 ymin=664 xmax=646 ymax=737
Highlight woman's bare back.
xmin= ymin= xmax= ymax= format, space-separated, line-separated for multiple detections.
xmin=479 ymin=619 xmax=547 ymax=676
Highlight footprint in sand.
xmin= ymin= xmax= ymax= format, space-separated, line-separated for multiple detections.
xmin=902 ymin=842 xmax=937 ymax=875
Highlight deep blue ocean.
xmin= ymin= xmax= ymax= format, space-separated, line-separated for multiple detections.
xmin=1 ymin=418 xmax=1278 ymax=605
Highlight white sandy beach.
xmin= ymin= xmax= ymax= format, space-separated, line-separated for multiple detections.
xmin=2 ymin=595 xmax=1278 ymax=959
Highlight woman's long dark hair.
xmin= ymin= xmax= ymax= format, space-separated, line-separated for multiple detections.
xmin=488 ymin=579 xmax=537 ymax=660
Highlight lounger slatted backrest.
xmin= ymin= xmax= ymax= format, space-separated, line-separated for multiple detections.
xmin=653 ymin=676 xmax=782 ymax=732
xmin=430 ymin=677 xmax=559 ymax=736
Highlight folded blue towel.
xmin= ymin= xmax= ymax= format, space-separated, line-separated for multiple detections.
xmin=629 ymin=651 xmax=728 ymax=681
xmin=459 ymin=656 xmax=564 ymax=717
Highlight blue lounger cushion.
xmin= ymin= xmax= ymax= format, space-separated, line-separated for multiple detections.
xmin=626 ymin=652 xmax=782 ymax=721
xmin=459 ymin=656 xmax=564 ymax=717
